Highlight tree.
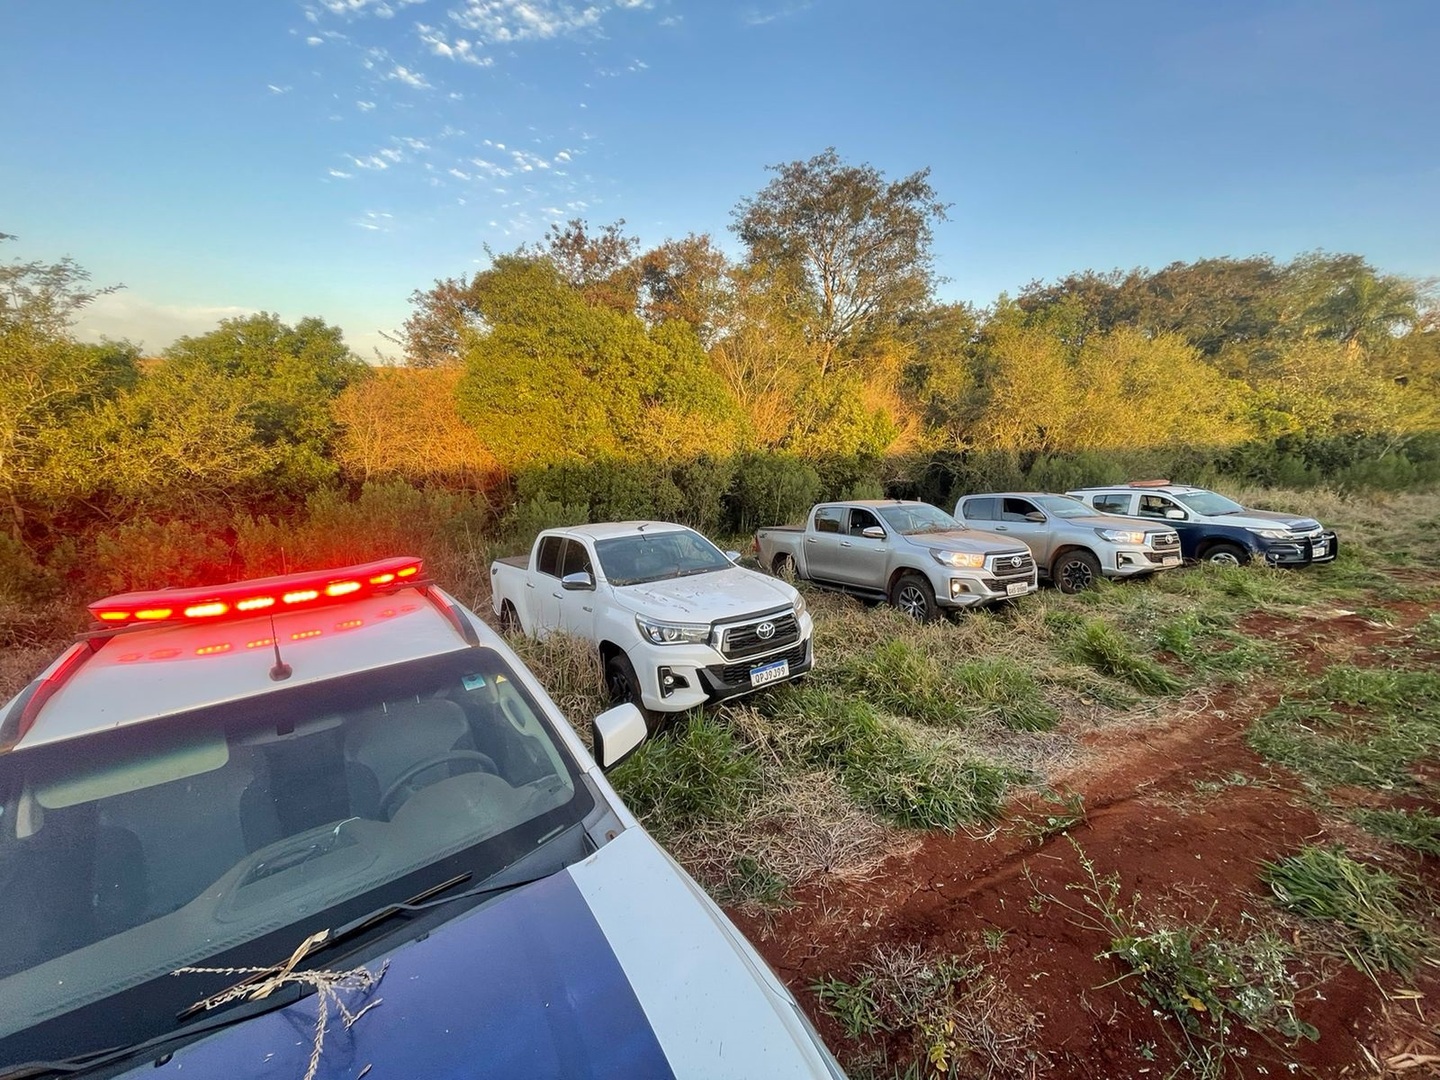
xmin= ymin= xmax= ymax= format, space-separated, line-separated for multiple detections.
xmin=452 ymin=256 xmax=746 ymax=471
xmin=533 ymin=219 xmax=641 ymax=314
xmin=732 ymin=148 xmax=949 ymax=374
xmin=637 ymin=233 xmax=732 ymax=346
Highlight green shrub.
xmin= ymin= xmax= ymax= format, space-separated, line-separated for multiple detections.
xmin=90 ymin=518 xmax=233 ymax=592
xmin=725 ymin=452 xmax=821 ymax=534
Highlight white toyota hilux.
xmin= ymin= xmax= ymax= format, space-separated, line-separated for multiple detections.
xmin=491 ymin=522 xmax=814 ymax=720
xmin=0 ymin=557 xmax=845 ymax=1079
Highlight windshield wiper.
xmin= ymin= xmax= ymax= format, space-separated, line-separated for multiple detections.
xmin=0 ymin=867 xmax=556 ymax=1080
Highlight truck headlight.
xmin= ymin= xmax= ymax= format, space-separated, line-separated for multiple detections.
xmin=792 ymin=593 xmax=806 ymax=617
xmin=1095 ymin=528 xmax=1145 ymax=544
xmin=931 ymin=549 xmax=984 ymax=569
xmin=1247 ymin=528 xmax=1291 ymax=540
xmin=635 ymin=614 xmax=711 ymax=645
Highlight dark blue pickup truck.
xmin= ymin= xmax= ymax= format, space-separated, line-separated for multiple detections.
xmin=1067 ymin=483 xmax=1339 ymax=567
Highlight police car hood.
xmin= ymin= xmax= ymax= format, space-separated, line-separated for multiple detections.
xmin=616 ymin=566 xmax=797 ymax=622
xmin=1216 ymin=509 xmax=1324 ymax=531
xmin=125 ymin=828 xmax=831 ymax=1079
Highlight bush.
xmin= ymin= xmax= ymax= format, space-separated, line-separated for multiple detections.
xmin=90 ymin=518 xmax=233 ymax=593
xmin=724 ymin=452 xmax=822 ymax=533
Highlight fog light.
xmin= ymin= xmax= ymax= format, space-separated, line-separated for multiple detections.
xmin=1118 ymin=553 xmax=1135 ymax=567
xmin=658 ymin=666 xmax=689 ymax=698
xmin=950 ymin=579 xmax=969 ymax=597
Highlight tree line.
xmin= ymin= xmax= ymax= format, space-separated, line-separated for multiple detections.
xmin=2 ymin=149 xmax=1437 ymax=605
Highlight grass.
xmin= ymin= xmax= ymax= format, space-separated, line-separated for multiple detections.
xmin=1066 ymin=618 xmax=1185 ymax=695
xmin=1261 ymin=845 xmax=1434 ymax=980
xmin=1036 ymin=839 xmax=1319 ymax=1077
xmin=1350 ymin=807 xmax=1440 ymax=857
xmin=609 ymin=711 xmax=761 ymax=836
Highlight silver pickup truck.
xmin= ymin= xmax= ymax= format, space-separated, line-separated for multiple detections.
xmin=953 ymin=492 xmax=1182 ymax=593
xmin=754 ymin=500 xmax=1038 ymax=622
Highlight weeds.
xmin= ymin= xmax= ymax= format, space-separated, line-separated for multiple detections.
xmin=1067 ymin=618 xmax=1185 ymax=695
xmin=1017 ymin=789 xmax=1087 ymax=845
xmin=1350 ymin=807 xmax=1440 ymax=857
xmin=609 ymin=712 xmax=760 ymax=835
xmin=1033 ymin=839 xmax=1318 ymax=1076
xmin=1261 ymin=845 xmax=1434 ymax=980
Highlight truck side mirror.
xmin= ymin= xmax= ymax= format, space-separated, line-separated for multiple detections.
xmin=591 ymin=703 xmax=647 ymax=770
xmin=561 ymin=571 xmax=595 ymax=591
xmin=1024 ymin=512 xmax=1046 ymax=523
xmin=861 ymin=526 xmax=886 ymax=540
xmin=723 ymin=549 xmax=742 ymax=563
xmin=1164 ymin=509 xmax=1185 ymax=521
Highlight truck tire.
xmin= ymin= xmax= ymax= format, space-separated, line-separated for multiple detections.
xmin=891 ymin=572 xmax=938 ymax=623
xmin=772 ymin=554 xmax=798 ymax=583
xmin=604 ymin=653 xmax=661 ymax=733
xmin=1203 ymin=542 xmax=1247 ymax=567
xmin=1052 ymin=550 xmax=1102 ymax=594
xmin=499 ymin=600 xmax=521 ymax=635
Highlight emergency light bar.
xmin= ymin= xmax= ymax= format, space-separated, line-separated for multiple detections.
xmin=87 ymin=556 xmax=424 ymax=628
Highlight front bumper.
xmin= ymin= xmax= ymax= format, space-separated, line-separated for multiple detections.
xmin=938 ymin=571 xmax=1039 ymax=608
xmin=1110 ymin=546 xmax=1183 ymax=577
xmin=1262 ymin=531 xmax=1339 ymax=567
xmin=634 ymin=613 xmax=815 ymax=712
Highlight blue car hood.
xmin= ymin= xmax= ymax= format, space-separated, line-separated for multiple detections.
xmin=120 ymin=829 xmax=830 ymax=1079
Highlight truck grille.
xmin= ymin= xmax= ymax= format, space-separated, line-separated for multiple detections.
xmin=712 ymin=639 xmax=809 ymax=684
xmin=1147 ymin=531 xmax=1180 ymax=550
xmin=985 ymin=551 xmax=1035 ymax=579
xmin=721 ymin=611 xmax=801 ymax=659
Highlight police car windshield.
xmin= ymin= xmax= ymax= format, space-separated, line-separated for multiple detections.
xmin=0 ymin=647 xmax=591 ymax=1064
xmin=1174 ymin=491 xmax=1245 ymax=516
xmin=596 ymin=529 xmax=731 ymax=586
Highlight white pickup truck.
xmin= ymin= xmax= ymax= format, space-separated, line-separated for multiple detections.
xmin=491 ymin=522 xmax=813 ymax=719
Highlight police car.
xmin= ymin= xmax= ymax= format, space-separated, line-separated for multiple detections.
xmin=0 ymin=558 xmax=846 ymax=1079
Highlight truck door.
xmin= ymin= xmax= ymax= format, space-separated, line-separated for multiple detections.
xmin=533 ymin=535 xmax=564 ymax=636
xmin=833 ymin=506 xmax=889 ymax=587
xmin=803 ymin=506 xmax=847 ymax=582
xmin=555 ymin=538 xmax=597 ymax=639
xmin=992 ymin=497 xmax=1050 ymax=564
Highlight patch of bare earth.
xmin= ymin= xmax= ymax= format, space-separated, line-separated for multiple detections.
xmin=728 ymin=593 xmax=1440 ymax=1079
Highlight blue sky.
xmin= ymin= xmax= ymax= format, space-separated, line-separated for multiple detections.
xmin=2 ymin=0 xmax=1437 ymax=358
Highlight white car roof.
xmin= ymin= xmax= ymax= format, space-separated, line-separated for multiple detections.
xmin=6 ymin=587 xmax=480 ymax=753
xmin=559 ymin=521 xmax=691 ymax=541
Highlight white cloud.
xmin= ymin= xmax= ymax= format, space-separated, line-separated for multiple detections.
xmin=306 ymin=35 xmax=325 ymax=44
xmin=267 ymin=83 xmax=292 ymax=94
xmin=417 ymin=23 xmax=494 ymax=65
xmin=357 ymin=100 xmax=377 ymax=110
xmin=353 ymin=210 xmax=395 ymax=231
xmin=743 ymin=1 xmax=813 ymax=27
xmin=448 ymin=0 xmax=608 ymax=44
xmin=386 ymin=64 xmax=432 ymax=88
xmin=554 ymin=149 xmax=572 ymax=162
xmin=312 ymin=0 xmax=426 ymax=19
xmin=448 ymin=167 xmax=471 ymax=180
xmin=399 ymin=135 xmax=431 ymax=150
xmin=329 ymin=168 xmax=354 ymax=178
xmin=73 ymin=294 xmax=256 ymax=352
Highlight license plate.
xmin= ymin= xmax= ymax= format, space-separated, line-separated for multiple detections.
xmin=1005 ymin=581 xmax=1029 ymax=596
xmin=750 ymin=659 xmax=790 ymax=687
xmin=1162 ymin=556 xmax=1180 ymax=566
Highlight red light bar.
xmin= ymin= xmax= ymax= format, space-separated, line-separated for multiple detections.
xmin=87 ymin=556 xmax=424 ymax=629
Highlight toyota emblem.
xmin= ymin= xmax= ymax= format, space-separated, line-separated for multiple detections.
xmin=1009 ymin=556 xmax=1023 ymax=569
xmin=756 ymin=621 xmax=776 ymax=640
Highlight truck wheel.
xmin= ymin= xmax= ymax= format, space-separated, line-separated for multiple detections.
xmin=891 ymin=572 xmax=937 ymax=623
xmin=1203 ymin=543 xmax=1247 ymax=567
xmin=499 ymin=601 xmax=520 ymax=634
xmin=772 ymin=554 xmax=798 ymax=583
xmin=1053 ymin=550 xmax=1101 ymax=594
xmin=605 ymin=653 xmax=662 ymax=735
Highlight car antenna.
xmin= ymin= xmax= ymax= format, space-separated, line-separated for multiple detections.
xmin=268 ymin=612 xmax=292 ymax=682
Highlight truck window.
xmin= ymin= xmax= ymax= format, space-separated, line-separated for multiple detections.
xmin=1092 ymin=494 xmax=1132 ymax=515
xmin=536 ymin=535 xmax=563 ymax=577
xmin=961 ymin=497 xmax=996 ymax=521
xmin=1138 ymin=495 xmax=1182 ymax=518
xmin=848 ymin=508 xmax=883 ymax=536
xmin=1001 ymin=498 xmax=1040 ymax=523
xmin=560 ymin=539 xmax=593 ymax=578
xmin=813 ymin=508 xmax=843 ymax=534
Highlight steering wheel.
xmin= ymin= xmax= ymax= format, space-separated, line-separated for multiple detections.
xmin=378 ymin=750 xmax=499 ymax=820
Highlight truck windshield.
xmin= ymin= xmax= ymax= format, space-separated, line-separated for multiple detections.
xmin=1175 ymin=491 xmax=1245 ymax=516
xmin=1031 ymin=495 xmax=1097 ymax=518
xmin=0 ymin=647 xmax=591 ymax=1067
xmin=877 ymin=504 xmax=964 ymax=535
xmin=595 ymin=529 xmax=732 ymax=585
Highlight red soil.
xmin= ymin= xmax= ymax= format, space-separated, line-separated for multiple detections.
xmin=730 ymin=598 xmax=1440 ymax=1079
